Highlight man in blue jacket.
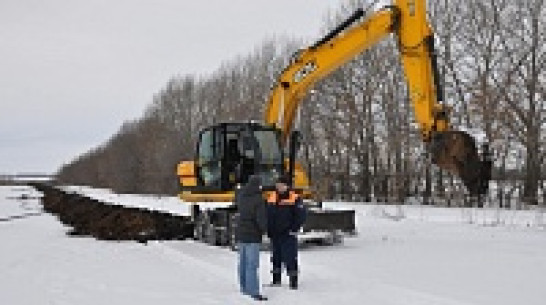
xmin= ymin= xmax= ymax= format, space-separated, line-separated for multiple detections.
xmin=267 ymin=175 xmax=307 ymax=289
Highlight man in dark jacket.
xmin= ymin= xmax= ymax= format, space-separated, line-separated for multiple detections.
xmin=267 ymin=175 xmax=306 ymax=289
xmin=236 ymin=175 xmax=268 ymax=301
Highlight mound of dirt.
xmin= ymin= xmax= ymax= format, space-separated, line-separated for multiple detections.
xmin=31 ymin=183 xmax=194 ymax=242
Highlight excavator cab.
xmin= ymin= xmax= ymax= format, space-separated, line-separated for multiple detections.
xmin=180 ymin=122 xmax=285 ymax=196
xmin=177 ymin=121 xmax=313 ymax=201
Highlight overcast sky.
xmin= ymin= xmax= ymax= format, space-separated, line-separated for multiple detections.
xmin=0 ymin=0 xmax=345 ymax=174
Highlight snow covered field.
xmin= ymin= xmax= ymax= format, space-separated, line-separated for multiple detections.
xmin=2 ymin=185 xmax=546 ymax=305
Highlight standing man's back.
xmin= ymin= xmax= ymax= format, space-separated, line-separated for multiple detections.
xmin=235 ymin=175 xmax=268 ymax=301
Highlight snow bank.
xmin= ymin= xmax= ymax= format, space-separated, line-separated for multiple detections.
xmin=58 ymin=185 xmax=545 ymax=229
xmin=59 ymin=185 xmax=232 ymax=217
xmin=322 ymin=201 xmax=545 ymax=229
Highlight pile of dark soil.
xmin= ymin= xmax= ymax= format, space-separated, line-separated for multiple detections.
xmin=30 ymin=183 xmax=194 ymax=242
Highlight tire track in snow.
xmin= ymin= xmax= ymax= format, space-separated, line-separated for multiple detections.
xmin=0 ymin=212 xmax=43 ymax=222
xmin=366 ymin=281 xmax=479 ymax=305
xmin=151 ymin=242 xmax=235 ymax=282
xmin=149 ymin=242 xmax=261 ymax=304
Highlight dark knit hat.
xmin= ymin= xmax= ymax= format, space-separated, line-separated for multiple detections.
xmin=276 ymin=175 xmax=291 ymax=185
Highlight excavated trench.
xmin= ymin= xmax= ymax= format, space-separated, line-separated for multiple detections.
xmin=31 ymin=183 xmax=194 ymax=242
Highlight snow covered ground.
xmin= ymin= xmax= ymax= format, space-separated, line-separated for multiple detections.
xmin=60 ymin=185 xmax=232 ymax=216
xmin=2 ymin=185 xmax=546 ymax=305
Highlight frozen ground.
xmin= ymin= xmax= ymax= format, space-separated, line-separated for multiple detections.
xmin=1 ymin=185 xmax=546 ymax=305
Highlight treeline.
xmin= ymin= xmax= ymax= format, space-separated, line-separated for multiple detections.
xmin=58 ymin=0 xmax=545 ymax=206
xmin=57 ymin=37 xmax=301 ymax=194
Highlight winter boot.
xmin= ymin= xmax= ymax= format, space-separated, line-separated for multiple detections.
xmin=271 ymin=272 xmax=281 ymax=286
xmin=289 ymin=275 xmax=298 ymax=290
xmin=251 ymin=294 xmax=268 ymax=301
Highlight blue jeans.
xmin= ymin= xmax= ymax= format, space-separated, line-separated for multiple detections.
xmin=238 ymin=243 xmax=261 ymax=296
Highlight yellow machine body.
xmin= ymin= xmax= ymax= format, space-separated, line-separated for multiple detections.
xmin=177 ymin=0 xmax=490 ymax=202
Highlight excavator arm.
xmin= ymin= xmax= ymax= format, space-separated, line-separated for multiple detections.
xmin=264 ymin=7 xmax=395 ymax=136
xmin=264 ymin=0 xmax=491 ymax=195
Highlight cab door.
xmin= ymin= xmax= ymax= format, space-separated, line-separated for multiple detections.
xmin=196 ymin=127 xmax=224 ymax=189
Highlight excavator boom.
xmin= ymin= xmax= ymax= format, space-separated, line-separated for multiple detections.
xmin=264 ymin=0 xmax=491 ymax=195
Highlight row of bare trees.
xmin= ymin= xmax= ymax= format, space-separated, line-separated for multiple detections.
xmin=58 ymin=38 xmax=300 ymax=194
xmin=58 ymin=0 xmax=545 ymax=206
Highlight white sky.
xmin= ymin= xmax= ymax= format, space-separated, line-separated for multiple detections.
xmin=0 ymin=0 xmax=344 ymax=174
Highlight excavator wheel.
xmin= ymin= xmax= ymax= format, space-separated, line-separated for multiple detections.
xmin=429 ymin=131 xmax=491 ymax=195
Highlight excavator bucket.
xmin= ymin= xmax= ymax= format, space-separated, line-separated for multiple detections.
xmin=429 ymin=131 xmax=492 ymax=195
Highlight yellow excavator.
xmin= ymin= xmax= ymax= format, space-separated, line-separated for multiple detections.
xmin=177 ymin=0 xmax=492 ymax=203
